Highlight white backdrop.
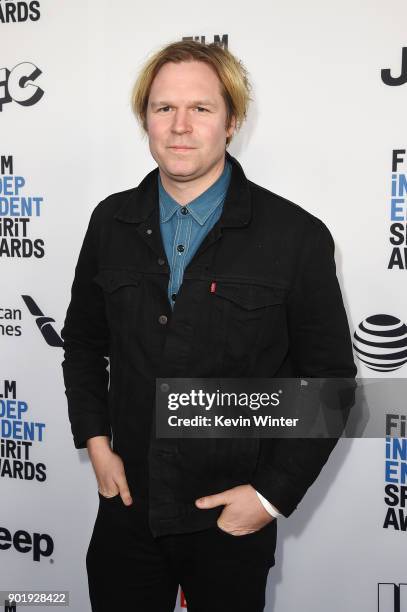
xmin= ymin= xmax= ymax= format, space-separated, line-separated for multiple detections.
xmin=1 ymin=0 xmax=406 ymax=610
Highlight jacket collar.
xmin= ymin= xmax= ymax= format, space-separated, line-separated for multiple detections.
xmin=114 ymin=151 xmax=252 ymax=228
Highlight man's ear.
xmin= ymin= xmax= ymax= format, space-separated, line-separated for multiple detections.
xmin=226 ymin=115 xmax=237 ymax=139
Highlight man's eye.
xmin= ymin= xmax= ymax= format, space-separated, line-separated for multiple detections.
xmin=158 ymin=106 xmax=171 ymax=112
xmin=195 ymin=107 xmax=208 ymax=112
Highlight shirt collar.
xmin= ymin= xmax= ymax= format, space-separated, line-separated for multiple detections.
xmin=114 ymin=151 xmax=252 ymax=228
xmin=158 ymin=159 xmax=232 ymax=226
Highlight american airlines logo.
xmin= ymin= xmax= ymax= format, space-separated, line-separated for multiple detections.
xmin=21 ymin=296 xmax=62 ymax=347
xmin=378 ymin=583 xmax=407 ymax=611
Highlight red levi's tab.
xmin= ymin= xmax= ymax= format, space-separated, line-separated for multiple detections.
xmin=210 ymin=281 xmax=217 ymax=293
xmin=180 ymin=589 xmax=187 ymax=608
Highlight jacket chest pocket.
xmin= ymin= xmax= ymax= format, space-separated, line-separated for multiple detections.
xmin=93 ymin=268 xmax=143 ymax=328
xmin=211 ymin=281 xmax=287 ymax=361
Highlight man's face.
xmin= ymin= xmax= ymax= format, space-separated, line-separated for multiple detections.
xmin=146 ymin=60 xmax=235 ymax=183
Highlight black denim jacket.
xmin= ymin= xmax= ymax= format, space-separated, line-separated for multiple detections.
xmin=61 ymin=153 xmax=356 ymax=537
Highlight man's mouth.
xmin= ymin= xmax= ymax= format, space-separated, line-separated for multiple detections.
xmin=169 ymin=146 xmax=196 ymax=151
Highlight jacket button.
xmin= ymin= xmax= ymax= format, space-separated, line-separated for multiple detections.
xmin=171 ymin=293 xmax=177 ymax=301
xmin=157 ymin=258 xmax=165 ymax=265
xmin=158 ymin=315 xmax=168 ymax=325
xmin=181 ymin=207 xmax=188 ymax=215
xmin=177 ymin=244 xmax=185 ymax=252
xmin=146 ymin=228 xmax=152 ymax=235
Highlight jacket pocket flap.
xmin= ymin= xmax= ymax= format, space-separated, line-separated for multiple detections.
xmin=214 ymin=283 xmax=286 ymax=310
xmin=93 ymin=269 xmax=141 ymax=293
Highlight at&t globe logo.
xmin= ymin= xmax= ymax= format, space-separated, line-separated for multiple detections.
xmin=353 ymin=314 xmax=407 ymax=372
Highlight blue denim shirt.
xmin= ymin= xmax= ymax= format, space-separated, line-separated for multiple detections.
xmin=158 ymin=159 xmax=232 ymax=308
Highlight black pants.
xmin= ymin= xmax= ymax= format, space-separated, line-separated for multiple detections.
xmin=86 ymin=493 xmax=277 ymax=612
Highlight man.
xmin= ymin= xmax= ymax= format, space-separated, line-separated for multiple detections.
xmin=61 ymin=40 xmax=356 ymax=612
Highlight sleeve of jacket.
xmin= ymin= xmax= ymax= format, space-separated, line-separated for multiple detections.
xmin=250 ymin=218 xmax=357 ymax=517
xmin=60 ymin=205 xmax=111 ymax=449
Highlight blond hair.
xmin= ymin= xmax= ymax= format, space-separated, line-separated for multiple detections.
xmin=131 ymin=40 xmax=251 ymax=145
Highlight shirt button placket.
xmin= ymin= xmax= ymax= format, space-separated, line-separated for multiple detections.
xmin=176 ymin=209 xmax=189 ymax=298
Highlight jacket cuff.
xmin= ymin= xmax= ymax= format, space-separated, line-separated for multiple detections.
xmin=250 ymin=469 xmax=303 ymax=518
xmin=71 ymin=418 xmax=112 ymax=449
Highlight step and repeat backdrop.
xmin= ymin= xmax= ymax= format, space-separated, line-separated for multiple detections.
xmin=1 ymin=0 xmax=406 ymax=610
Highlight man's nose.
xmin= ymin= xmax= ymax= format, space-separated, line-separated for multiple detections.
xmin=171 ymin=108 xmax=192 ymax=134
